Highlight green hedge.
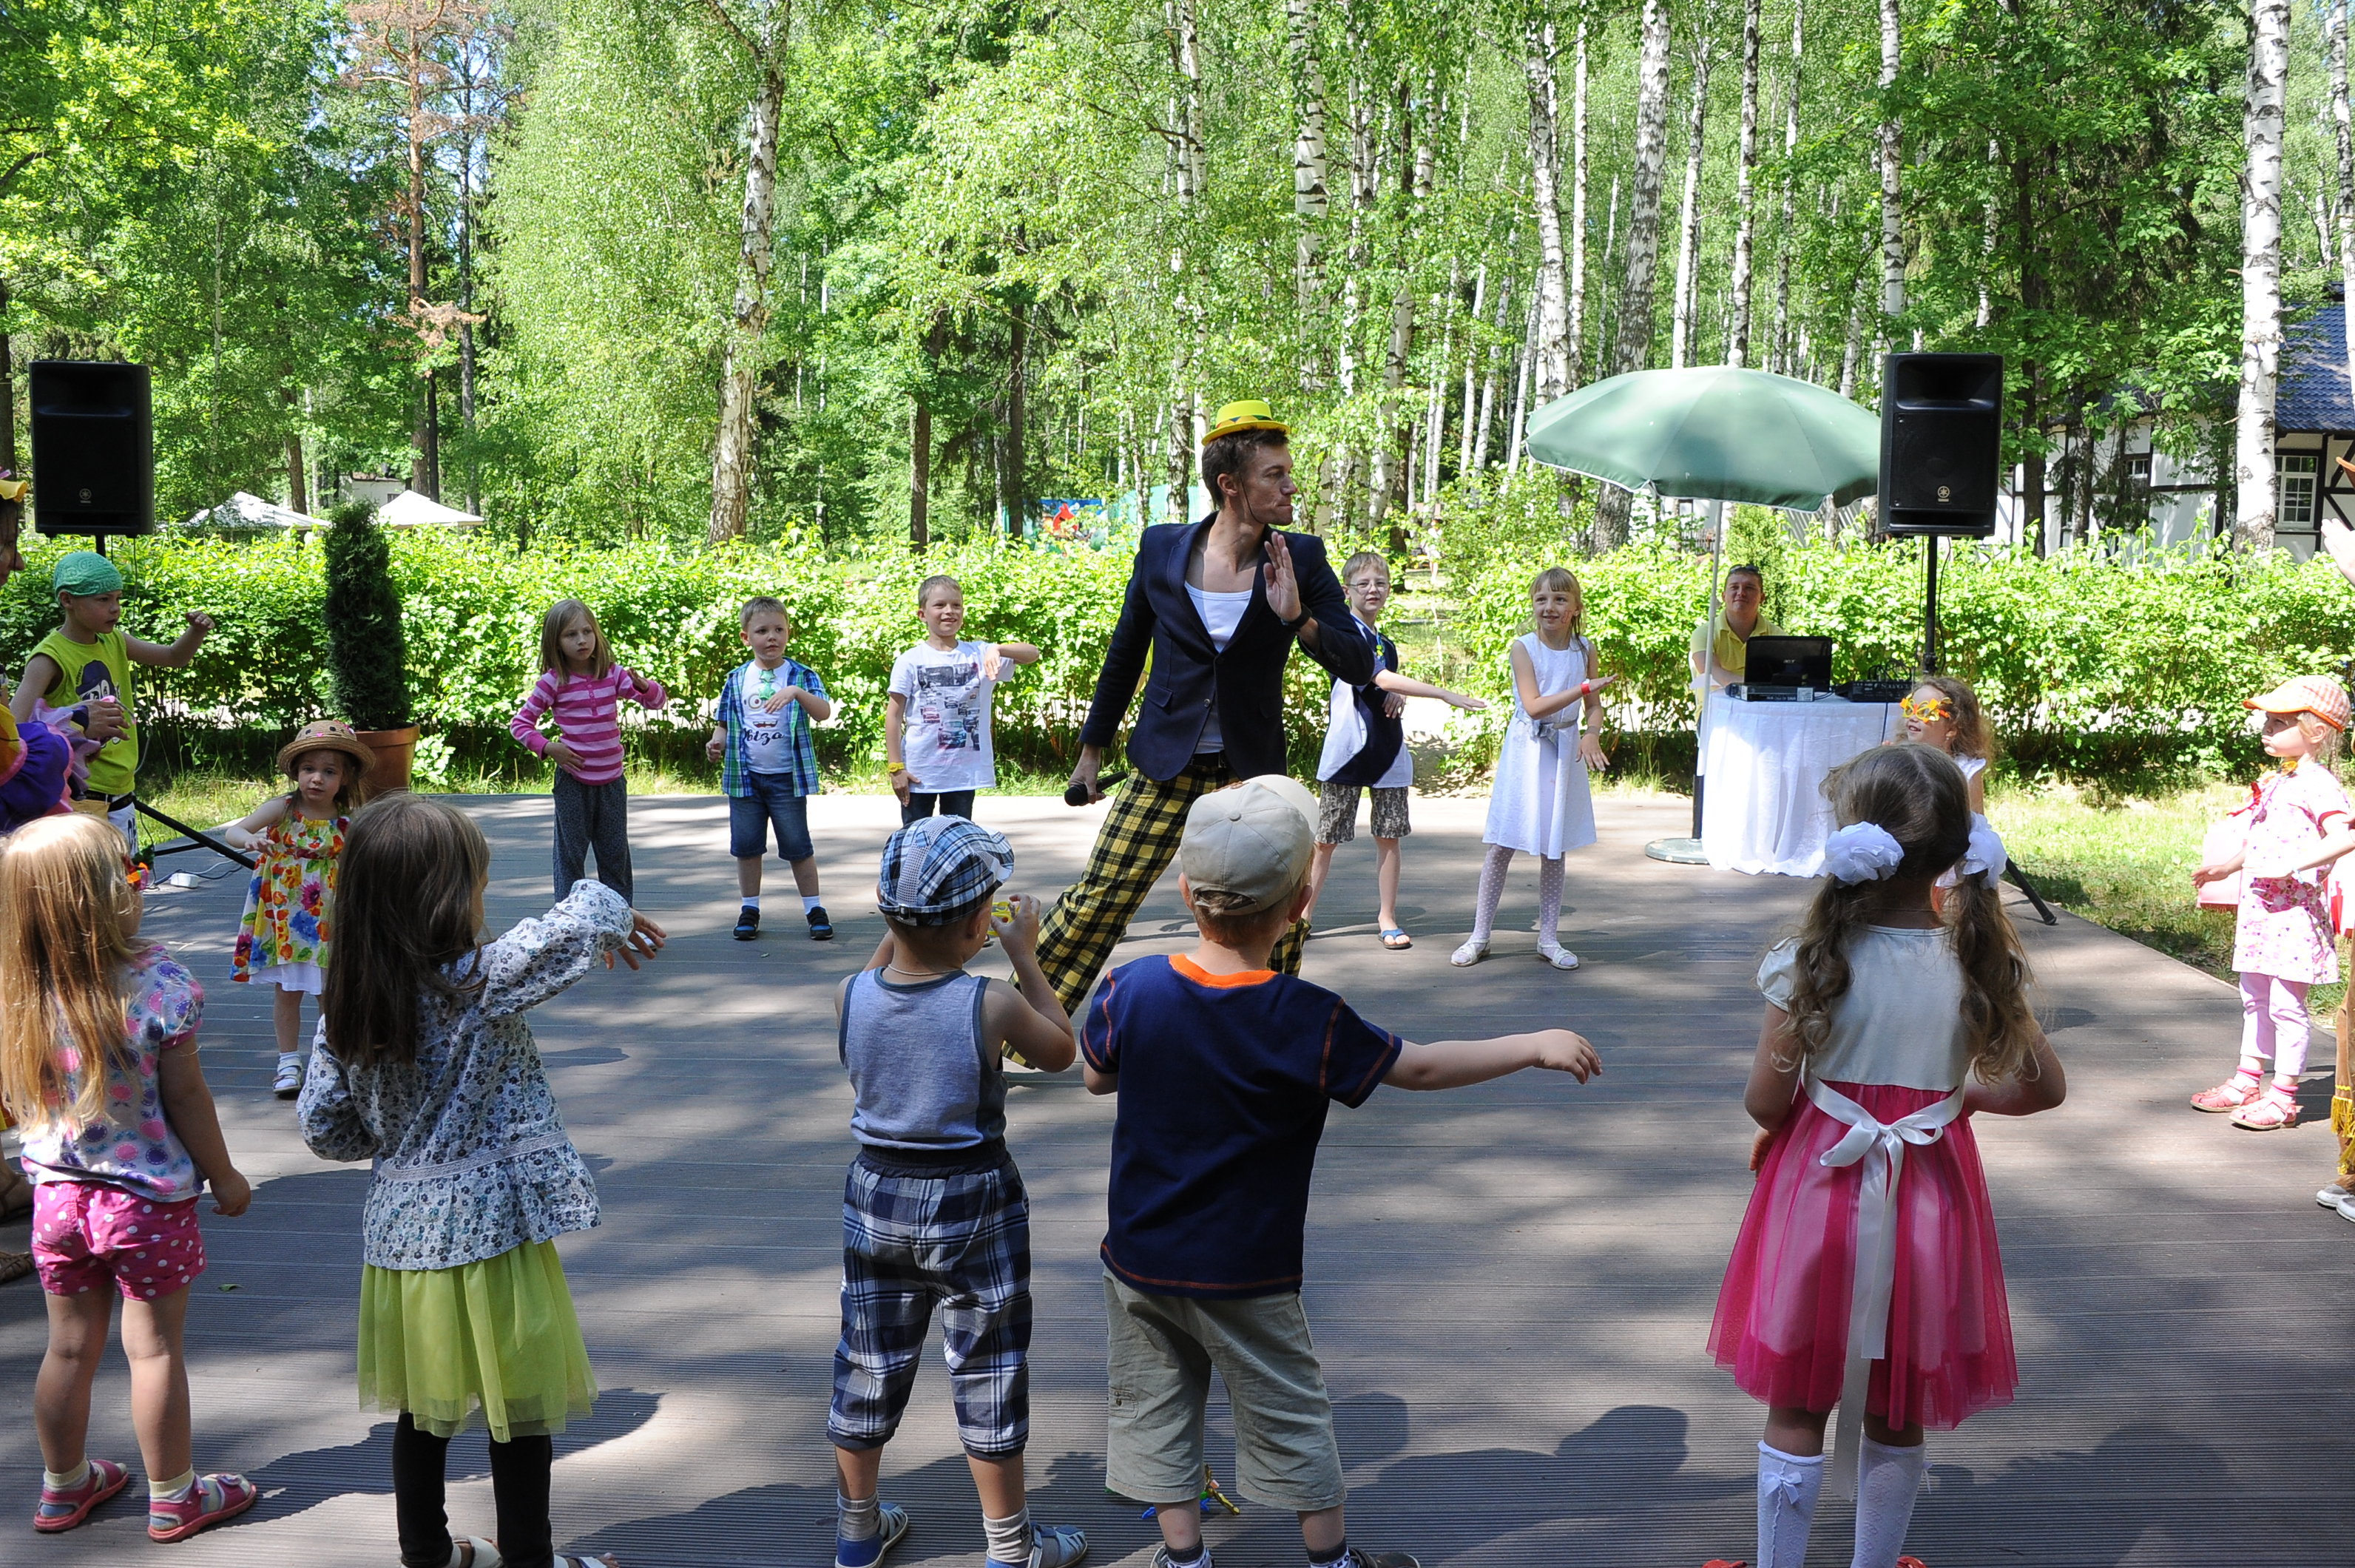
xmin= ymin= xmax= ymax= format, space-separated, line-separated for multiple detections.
xmin=5 ymin=528 xmax=2351 ymax=790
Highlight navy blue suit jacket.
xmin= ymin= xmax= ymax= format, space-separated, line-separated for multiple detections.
xmin=1078 ymin=518 xmax=1375 ymax=782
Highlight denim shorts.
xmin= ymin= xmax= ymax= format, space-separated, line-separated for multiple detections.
xmin=729 ymin=771 xmax=814 ymax=862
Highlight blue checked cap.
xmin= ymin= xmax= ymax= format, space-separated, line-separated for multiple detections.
xmin=876 ymin=816 xmax=1013 ymax=924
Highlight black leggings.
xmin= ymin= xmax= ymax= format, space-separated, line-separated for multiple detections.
xmin=393 ymin=1413 xmax=556 ymax=1568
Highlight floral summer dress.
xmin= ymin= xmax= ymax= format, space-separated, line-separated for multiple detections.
xmin=232 ymin=807 xmax=348 ymax=991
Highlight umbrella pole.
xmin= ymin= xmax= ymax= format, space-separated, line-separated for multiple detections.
xmin=1695 ymin=497 xmax=1724 ymax=837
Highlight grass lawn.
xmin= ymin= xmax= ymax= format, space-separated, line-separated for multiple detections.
xmin=1988 ymin=780 xmax=2345 ymax=1023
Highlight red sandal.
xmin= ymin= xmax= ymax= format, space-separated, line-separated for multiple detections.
xmin=2191 ymin=1075 xmax=2264 ymax=1112
xmin=2230 ymin=1084 xmax=2301 ymax=1131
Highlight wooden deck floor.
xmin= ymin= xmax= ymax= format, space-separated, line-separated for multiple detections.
xmin=2 ymin=789 xmax=2349 ymax=1567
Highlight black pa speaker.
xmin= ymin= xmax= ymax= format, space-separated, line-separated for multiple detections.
xmin=30 ymin=360 xmax=154 ymax=538
xmin=1879 ymin=353 xmax=2001 ymax=538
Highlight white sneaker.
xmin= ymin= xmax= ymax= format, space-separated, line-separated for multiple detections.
xmin=2319 ymin=1183 xmax=2351 ymax=1209
xmin=1449 ymin=939 xmax=1490 ymax=967
xmin=1536 ymin=941 xmax=1581 ymax=970
xmin=2338 ymin=1194 xmax=2355 ymax=1226
xmin=272 ymin=1056 xmax=303 ymax=1099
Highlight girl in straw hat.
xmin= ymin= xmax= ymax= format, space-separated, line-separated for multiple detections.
xmin=2191 ymin=675 xmax=2355 ymax=1132
xmin=219 ymin=721 xmax=374 ymax=1099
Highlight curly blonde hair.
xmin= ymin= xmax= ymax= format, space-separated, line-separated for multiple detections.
xmin=1783 ymin=745 xmax=2041 ymax=1087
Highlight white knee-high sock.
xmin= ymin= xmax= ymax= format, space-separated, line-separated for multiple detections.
xmin=1470 ymin=844 xmax=1513 ymax=943
xmin=1757 ymin=1442 xmax=1823 ymax=1568
xmin=1851 ymin=1436 xmax=1926 ymax=1568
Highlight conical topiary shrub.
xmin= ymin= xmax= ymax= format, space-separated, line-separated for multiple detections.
xmin=323 ymin=501 xmax=415 ymax=788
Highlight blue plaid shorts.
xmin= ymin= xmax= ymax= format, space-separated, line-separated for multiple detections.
xmin=829 ymin=1150 xmax=1032 ymax=1457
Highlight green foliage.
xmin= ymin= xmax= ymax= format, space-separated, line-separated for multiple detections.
xmin=11 ymin=525 xmax=2355 ymax=795
xmin=322 ymin=504 xmax=410 ymax=730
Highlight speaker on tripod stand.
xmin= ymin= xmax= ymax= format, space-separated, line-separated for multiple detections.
xmin=1880 ymin=353 xmax=2001 ymax=675
xmin=29 ymin=360 xmax=155 ymax=544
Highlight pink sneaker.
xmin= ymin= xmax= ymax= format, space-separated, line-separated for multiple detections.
xmin=146 ymin=1472 xmax=257 ymax=1543
xmin=2190 ymin=1075 xmax=2263 ymax=1112
xmin=33 ymin=1456 xmax=128 ymax=1532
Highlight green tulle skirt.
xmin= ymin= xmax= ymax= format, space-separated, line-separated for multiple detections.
xmin=357 ymin=1240 xmax=597 ymax=1442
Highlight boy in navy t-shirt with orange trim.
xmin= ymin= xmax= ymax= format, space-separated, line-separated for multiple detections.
xmin=1081 ymin=775 xmax=1601 ymax=1568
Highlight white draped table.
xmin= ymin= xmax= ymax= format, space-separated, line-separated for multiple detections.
xmin=1700 ymin=692 xmax=1900 ymax=876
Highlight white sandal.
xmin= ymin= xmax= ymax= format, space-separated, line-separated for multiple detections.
xmin=1449 ymin=939 xmax=1490 ymax=967
xmin=448 ymin=1541 xmax=501 ymax=1568
xmin=1536 ymin=941 xmax=1581 ymax=971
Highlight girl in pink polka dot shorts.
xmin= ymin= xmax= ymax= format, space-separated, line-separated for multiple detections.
xmin=0 ymin=813 xmax=257 ymax=1542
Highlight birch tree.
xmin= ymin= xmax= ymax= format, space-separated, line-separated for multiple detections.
xmin=2331 ymin=0 xmax=2355 ymax=396
xmin=1669 ymin=6 xmax=1716 ymax=368
xmin=1289 ymin=0 xmax=1331 ymax=308
xmin=1596 ymin=0 xmax=1672 ymax=544
xmin=1524 ymin=21 xmax=1572 ymax=401
xmin=1771 ymin=0 xmax=1801 ymax=371
xmin=2236 ymin=0 xmax=2289 ymax=550
xmin=1876 ymin=0 xmax=1904 ymax=319
xmin=702 ymin=0 xmax=789 ymax=543
xmin=1726 ymin=0 xmax=1760 ymax=366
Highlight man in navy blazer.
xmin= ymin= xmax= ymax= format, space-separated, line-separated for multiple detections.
xmin=1035 ymin=400 xmax=1376 ymax=1010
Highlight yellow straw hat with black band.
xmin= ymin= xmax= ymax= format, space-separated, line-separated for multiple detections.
xmin=1202 ymin=399 xmax=1290 ymax=447
xmin=277 ymin=719 xmax=378 ymax=780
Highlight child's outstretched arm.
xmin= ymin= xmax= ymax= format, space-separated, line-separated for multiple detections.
xmin=1510 ymin=641 xmax=1618 ymax=720
xmin=127 ymin=610 xmax=214 ymax=669
xmin=157 ymin=1042 xmax=251 ymax=1216
xmin=482 ymin=882 xmax=661 ymax=1016
xmin=982 ymin=642 xmax=1042 ymax=679
xmin=1964 ymin=1032 xmax=2066 ymax=1118
xmin=622 ymin=668 xmax=669 ymax=710
xmin=1383 ymin=1027 xmax=1599 ymax=1090
xmin=214 ymin=794 xmax=292 ymax=851
xmin=1373 ymin=670 xmax=1489 ymax=711
xmin=986 ymin=893 xmax=1075 ymax=1072
xmin=8 ymin=656 xmax=54 ymax=723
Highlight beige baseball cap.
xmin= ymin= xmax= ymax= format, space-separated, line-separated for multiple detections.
xmin=1179 ymin=775 xmax=1317 ymax=913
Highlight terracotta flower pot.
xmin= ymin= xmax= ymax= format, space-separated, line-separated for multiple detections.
xmin=352 ymin=725 xmax=421 ymax=795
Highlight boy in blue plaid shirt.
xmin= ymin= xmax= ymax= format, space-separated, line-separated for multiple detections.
xmin=829 ymin=817 xmax=1087 ymax=1568
xmin=706 ymin=595 xmax=836 ymax=941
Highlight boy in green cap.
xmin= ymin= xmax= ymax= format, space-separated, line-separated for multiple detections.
xmin=10 ymin=551 xmax=213 ymax=852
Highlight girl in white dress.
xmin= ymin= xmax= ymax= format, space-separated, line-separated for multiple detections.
xmin=1453 ymin=567 xmax=1615 ymax=970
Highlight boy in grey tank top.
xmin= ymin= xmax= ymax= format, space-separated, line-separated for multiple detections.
xmin=828 ymin=817 xmax=1087 ymax=1568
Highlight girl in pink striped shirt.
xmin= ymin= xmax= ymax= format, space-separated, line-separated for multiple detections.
xmin=510 ymin=600 xmax=669 ymax=902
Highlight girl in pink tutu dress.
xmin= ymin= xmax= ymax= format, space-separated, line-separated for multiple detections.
xmin=2189 ymin=675 xmax=2355 ymax=1132
xmin=1706 ymin=745 xmax=2066 ymax=1568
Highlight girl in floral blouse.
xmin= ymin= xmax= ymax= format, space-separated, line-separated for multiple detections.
xmin=0 ymin=813 xmax=255 ymax=1543
xmin=300 ymin=793 xmax=663 ymax=1568
xmin=223 ymin=720 xmax=373 ymax=1099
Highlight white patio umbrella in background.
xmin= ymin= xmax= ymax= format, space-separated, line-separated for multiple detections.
xmin=376 ymin=489 xmax=483 ymax=527
xmin=179 ymin=492 xmax=320 ymax=533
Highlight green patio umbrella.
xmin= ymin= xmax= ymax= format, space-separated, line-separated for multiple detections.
xmin=1522 ymin=365 xmax=1881 ymax=507
xmin=1521 ymin=366 xmax=1882 ymax=858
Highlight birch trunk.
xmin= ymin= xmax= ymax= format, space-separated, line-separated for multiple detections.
xmin=2237 ymin=0 xmax=2289 ymax=550
xmin=1508 ymin=288 xmax=1538 ymax=473
xmin=1876 ymin=0 xmax=1904 ymax=319
xmin=1727 ymin=0 xmax=1760 ymax=366
xmin=1166 ymin=0 xmax=1207 ymax=524
xmin=1371 ymin=81 xmax=1433 ymax=528
xmin=1772 ymin=0 xmax=1801 ymax=371
xmin=2331 ymin=0 xmax=2355 ymax=398
xmin=1459 ymin=263 xmax=1487 ymax=474
xmin=1567 ymin=23 xmax=1591 ymax=382
xmin=1334 ymin=47 xmax=1372 ymax=520
xmin=1524 ymin=23 xmax=1572 ymax=401
xmin=1598 ymin=0 xmax=1672 ymax=545
xmin=1289 ymin=0 xmax=1330 ymax=308
xmin=1976 ymin=138 xmax=1998 ymax=329
xmin=1670 ymin=17 xmax=1716 ymax=369
xmin=709 ymin=6 xmax=787 ymax=544
xmin=1613 ymin=0 xmax=1672 ymax=380
xmin=1474 ymin=266 xmax=1513 ymax=470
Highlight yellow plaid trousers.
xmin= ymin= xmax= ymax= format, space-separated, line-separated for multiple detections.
xmin=1035 ymin=755 xmax=1307 ymax=1014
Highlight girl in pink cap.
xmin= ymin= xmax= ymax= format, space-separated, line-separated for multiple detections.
xmin=2191 ymin=675 xmax=2355 ymax=1130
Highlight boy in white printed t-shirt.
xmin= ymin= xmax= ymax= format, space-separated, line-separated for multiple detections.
xmin=708 ymin=595 xmax=837 ymax=943
xmin=885 ymin=575 xmax=1041 ymax=827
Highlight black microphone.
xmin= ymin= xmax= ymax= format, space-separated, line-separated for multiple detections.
xmin=1065 ymin=771 xmax=1126 ymax=807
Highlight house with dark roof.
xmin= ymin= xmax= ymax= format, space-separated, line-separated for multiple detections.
xmin=2050 ymin=301 xmax=2351 ymax=558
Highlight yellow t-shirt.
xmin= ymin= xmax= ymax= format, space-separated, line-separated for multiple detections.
xmin=1690 ymin=611 xmax=1783 ymax=683
xmin=33 ymin=628 xmax=135 ymax=797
